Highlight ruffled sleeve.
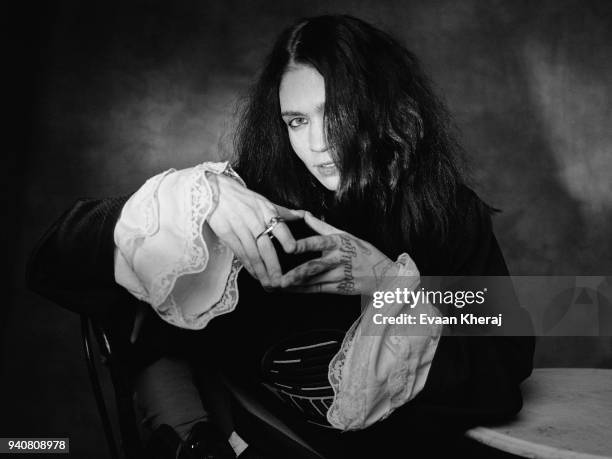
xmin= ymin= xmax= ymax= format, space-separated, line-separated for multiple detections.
xmin=113 ymin=161 xmax=244 ymax=330
xmin=327 ymin=253 xmax=442 ymax=430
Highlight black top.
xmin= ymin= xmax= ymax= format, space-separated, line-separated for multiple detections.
xmin=26 ymin=186 xmax=535 ymax=457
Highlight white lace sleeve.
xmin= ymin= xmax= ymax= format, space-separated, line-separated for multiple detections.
xmin=113 ymin=161 xmax=245 ymax=329
xmin=327 ymin=253 xmax=442 ymax=430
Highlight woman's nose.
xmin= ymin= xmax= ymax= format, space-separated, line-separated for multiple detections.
xmin=309 ymin=118 xmax=328 ymax=152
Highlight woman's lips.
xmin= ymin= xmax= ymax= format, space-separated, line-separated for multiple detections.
xmin=315 ymin=162 xmax=338 ymax=176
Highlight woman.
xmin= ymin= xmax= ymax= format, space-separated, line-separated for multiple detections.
xmin=28 ymin=14 xmax=534 ymax=458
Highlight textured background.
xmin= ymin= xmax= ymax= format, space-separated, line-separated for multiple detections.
xmin=4 ymin=0 xmax=612 ymax=456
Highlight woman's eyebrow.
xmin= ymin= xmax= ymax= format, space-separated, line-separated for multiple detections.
xmin=281 ymin=103 xmax=325 ymax=118
xmin=281 ymin=110 xmax=305 ymax=117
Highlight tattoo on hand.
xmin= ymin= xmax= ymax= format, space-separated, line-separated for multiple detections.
xmin=292 ymin=260 xmax=329 ymax=283
xmin=337 ymin=234 xmax=356 ymax=294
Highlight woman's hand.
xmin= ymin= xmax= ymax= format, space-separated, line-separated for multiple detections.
xmin=207 ymin=173 xmax=304 ymax=288
xmin=279 ymin=212 xmax=405 ymax=295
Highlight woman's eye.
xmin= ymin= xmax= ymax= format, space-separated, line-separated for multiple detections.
xmin=288 ymin=117 xmax=307 ymax=128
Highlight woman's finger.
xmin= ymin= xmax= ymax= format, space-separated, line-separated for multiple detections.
xmin=283 ymin=283 xmax=345 ymax=294
xmin=294 ymin=234 xmax=340 ymax=254
xmin=288 ymin=265 xmax=345 ymax=286
xmin=269 ymin=221 xmax=298 ymax=254
xmin=257 ymin=200 xmax=299 ymax=254
xmin=255 ymin=233 xmax=282 ymax=285
xmin=232 ymin=220 xmax=272 ymax=286
xmin=280 ymin=254 xmax=342 ymax=288
xmin=253 ymin=204 xmax=288 ymax=282
xmin=273 ymin=203 xmax=306 ymax=221
xmin=303 ymin=211 xmax=341 ymax=235
xmin=220 ymin=231 xmax=256 ymax=278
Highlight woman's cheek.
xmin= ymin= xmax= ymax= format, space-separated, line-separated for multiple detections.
xmin=288 ymin=132 xmax=308 ymax=164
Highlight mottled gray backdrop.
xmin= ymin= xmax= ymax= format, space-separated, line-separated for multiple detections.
xmin=4 ymin=0 xmax=612 ymax=457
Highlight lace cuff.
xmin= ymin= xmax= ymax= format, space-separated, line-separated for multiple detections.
xmin=114 ymin=161 xmax=244 ymax=329
xmin=327 ymin=253 xmax=442 ymax=430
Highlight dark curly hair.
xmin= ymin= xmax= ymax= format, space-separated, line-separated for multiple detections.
xmin=233 ymin=14 xmax=466 ymax=256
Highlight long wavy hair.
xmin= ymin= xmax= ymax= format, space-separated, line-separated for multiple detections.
xmin=233 ymin=14 xmax=466 ymax=256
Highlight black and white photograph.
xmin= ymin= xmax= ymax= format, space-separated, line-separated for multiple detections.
xmin=4 ymin=1 xmax=612 ymax=458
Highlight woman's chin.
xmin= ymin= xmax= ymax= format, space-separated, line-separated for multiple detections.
xmin=317 ymin=174 xmax=339 ymax=191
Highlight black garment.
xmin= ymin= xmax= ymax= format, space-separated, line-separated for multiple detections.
xmin=26 ymin=187 xmax=535 ymax=458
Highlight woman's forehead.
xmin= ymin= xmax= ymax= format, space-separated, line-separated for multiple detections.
xmin=279 ymin=64 xmax=326 ymax=113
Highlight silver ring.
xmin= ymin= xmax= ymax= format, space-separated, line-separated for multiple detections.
xmin=256 ymin=216 xmax=284 ymax=241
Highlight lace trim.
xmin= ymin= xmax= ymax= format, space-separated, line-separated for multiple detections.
xmin=177 ymin=256 xmax=243 ymax=329
xmin=149 ymin=162 xmax=245 ymax=327
xmin=326 ymin=311 xmax=363 ymax=428
xmin=326 ymin=252 xmax=421 ymax=430
xmin=119 ymin=168 xmax=175 ymax=256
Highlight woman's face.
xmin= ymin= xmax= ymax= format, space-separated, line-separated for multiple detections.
xmin=279 ymin=64 xmax=340 ymax=191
